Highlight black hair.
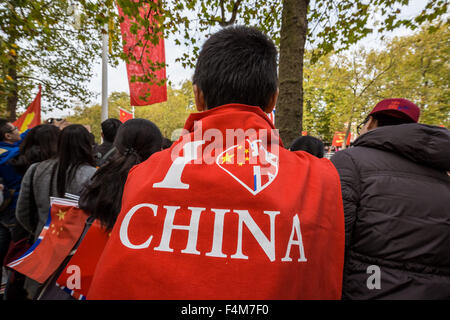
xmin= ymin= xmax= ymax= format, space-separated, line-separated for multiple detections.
xmin=161 ymin=137 xmax=173 ymax=150
xmin=290 ymin=136 xmax=324 ymax=158
xmin=371 ymin=113 xmax=414 ymax=127
xmin=56 ymin=124 xmax=95 ymax=197
xmin=79 ymin=118 xmax=162 ymax=231
xmin=193 ymin=25 xmax=278 ymax=110
xmin=101 ymin=118 xmax=122 ymax=143
xmin=11 ymin=124 xmax=60 ymax=175
xmin=0 ymin=118 xmax=12 ymax=141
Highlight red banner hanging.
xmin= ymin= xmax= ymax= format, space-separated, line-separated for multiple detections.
xmin=117 ymin=1 xmax=167 ymax=106
xmin=331 ymin=132 xmax=351 ymax=147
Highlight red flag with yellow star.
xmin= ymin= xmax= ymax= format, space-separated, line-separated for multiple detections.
xmin=13 ymin=85 xmax=42 ymax=133
xmin=7 ymin=197 xmax=89 ymax=284
xmin=119 ymin=107 xmax=133 ymax=123
xmin=55 ymin=219 xmax=110 ymax=300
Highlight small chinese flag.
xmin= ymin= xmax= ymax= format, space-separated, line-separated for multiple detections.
xmin=7 ymin=197 xmax=89 ymax=284
xmin=14 ymin=85 xmax=42 ymax=133
xmin=119 ymin=107 xmax=133 ymax=123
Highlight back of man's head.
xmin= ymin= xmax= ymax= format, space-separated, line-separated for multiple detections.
xmin=290 ymin=136 xmax=325 ymax=158
xmin=193 ymin=25 xmax=278 ymax=110
xmin=102 ymin=118 xmax=122 ymax=143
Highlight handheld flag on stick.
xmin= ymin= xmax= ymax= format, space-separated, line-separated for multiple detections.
xmin=56 ymin=219 xmax=110 ymax=300
xmin=119 ymin=107 xmax=134 ymax=122
xmin=13 ymin=85 xmax=42 ymax=133
xmin=7 ymin=197 xmax=89 ymax=284
xmin=117 ymin=0 xmax=167 ymax=106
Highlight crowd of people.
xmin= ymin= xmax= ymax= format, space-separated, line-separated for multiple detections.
xmin=0 ymin=25 xmax=449 ymax=300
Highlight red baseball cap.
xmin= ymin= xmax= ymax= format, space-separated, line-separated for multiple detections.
xmin=369 ymin=98 xmax=420 ymax=123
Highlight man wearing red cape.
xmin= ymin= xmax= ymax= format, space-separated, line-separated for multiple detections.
xmin=88 ymin=26 xmax=345 ymax=300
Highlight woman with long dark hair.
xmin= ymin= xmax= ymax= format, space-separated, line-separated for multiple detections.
xmin=16 ymin=124 xmax=96 ymax=237
xmin=79 ymin=118 xmax=162 ymax=231
xmin=11 ymin=124 xmax=60 ymax=176
xmin=15 ymin=124 xmax=96 ymax=299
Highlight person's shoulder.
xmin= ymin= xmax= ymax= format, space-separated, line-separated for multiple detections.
xmin=36 ymin=158 xmax=58 ymax=172
xmin=26 ymin=161 xmax=40 ymax=172
xmin=287 ymin=148 xmax=337 ymax=173
xmin=330 ymin=147 xmax=365 ymax=162
xmin=127 ymin=149 xmax=168 ymax=179
xmin=288 ymin=148 xmax=329 ymax=164
xmin=35 ymin=158 xmax=56 ymax=170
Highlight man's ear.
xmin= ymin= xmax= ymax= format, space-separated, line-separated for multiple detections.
xmin=193 ymin=84 xmax=206 ymax=112
xmin=367 ymin=116 xmax=379 ymax=130
xmin=263 ymin=88 xmax=279 ymax=113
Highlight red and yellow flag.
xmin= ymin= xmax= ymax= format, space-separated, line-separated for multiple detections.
xmin=14 ymin=85 xmax=42 ymax=133
xmin=117 ymin=0 xmax=167 ymax=106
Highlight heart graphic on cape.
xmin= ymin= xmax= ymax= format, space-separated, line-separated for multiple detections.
xmin=215 ymin=139 xmax=279 ymax=195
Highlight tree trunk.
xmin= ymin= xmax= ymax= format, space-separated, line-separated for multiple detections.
xmin=6 ymin=29 xmax=18 ymax=121
xmin=341 ymin=117 xmax=352 ymax=150
xmin=6 ymin=57 xmax=18 ymax=121
xmin=277 ymin=0 xmax=308 ymax=147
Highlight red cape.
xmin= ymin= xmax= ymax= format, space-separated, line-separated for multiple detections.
xmin=88 ymin=104 xmax=345 ymax=299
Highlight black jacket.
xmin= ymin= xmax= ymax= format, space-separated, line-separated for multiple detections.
xmin=331 ymin=123 xmax=450 ymax=300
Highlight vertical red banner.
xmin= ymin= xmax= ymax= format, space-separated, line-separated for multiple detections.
xmin=14 ymin=85 xmax=42 ymax=133
xmin=117 ymin=1 xmax=167 ymax=106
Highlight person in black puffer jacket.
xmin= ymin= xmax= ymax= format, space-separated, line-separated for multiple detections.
xmin=331 ymin=98 xmax=450 ymax=300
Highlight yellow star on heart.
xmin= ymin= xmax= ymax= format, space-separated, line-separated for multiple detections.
xmin=221 ymin=152 xmax=234 ymax=164
xmin=56 ymin=209 xmax=67 ymax=221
